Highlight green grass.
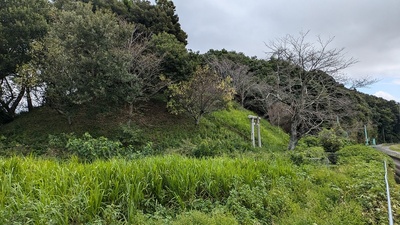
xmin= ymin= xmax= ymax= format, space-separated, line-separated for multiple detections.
xmin=389 ymin=144 xmax=400 ymax=152
xmin=0 ymin=155 xmax=286 ymax=224
xmin=1 ymin=101 xmax=399 ymax=224
xmin=0 ymin=106 xmax=125 ymax=153
xmin=0 ymin=101 xmax=289 ymax=157
xmin=0 ymin=145 xmax=397 ymax=224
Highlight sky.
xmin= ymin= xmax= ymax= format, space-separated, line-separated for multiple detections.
xmin=160 ymin=0 xmax=400 ymax=103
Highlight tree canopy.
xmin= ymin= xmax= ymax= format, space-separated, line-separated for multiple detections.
xmin=0 ymin=0 xmax=50 ymax=118
xmin=40 ymin=2 xmax=140 ymax=123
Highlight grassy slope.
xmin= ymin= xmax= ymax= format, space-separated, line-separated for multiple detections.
xmin=1 ymin=102 xmax=400 ymax=224
xmin=0 ymin=100 xmax=288 ymax=155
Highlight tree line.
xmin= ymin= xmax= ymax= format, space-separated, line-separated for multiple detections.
xmin=1 ymin=0 xmax=399 ymax=149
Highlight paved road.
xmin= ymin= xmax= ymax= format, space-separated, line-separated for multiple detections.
xmin=373 ymin=144 xmax=400 ymax=183
xmin=373 ymin=145 xmax=400 ymax=157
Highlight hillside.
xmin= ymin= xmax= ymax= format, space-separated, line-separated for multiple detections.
xmin=0 ymin=99 xmax=288 ymax=157
xmin=1 ymin=100 xmax=400 ymax=224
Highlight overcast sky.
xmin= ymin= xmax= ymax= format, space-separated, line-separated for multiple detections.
xmin=163 ymin=0 xmax=400 ymax=102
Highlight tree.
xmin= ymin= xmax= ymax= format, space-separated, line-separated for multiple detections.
xmin=40 ymin=2 xmax=135 ymax=123
xmin=204 ymin=49 xmax=276 ymax=109
xmin=122 ymin=30 xmax=166 ymax=117
xmin=41 ymin=2 xmax=165 ymax=124
xmin=148 ymin=32 xmax=190 ymax=81
xmin=263 ymin=31 xmax=357 ymax=150
xmin=167 ymin=66 xmax=235 ymax=125
xmin=207 ymin=57 xmax=258 ymax=107
xmin=57 ymin=0 xmax=188 ymax=45
xmin=0 ymin=0 xmax=49 ymax=118
xmin=153 ymin=0 xmax=187 ymax=44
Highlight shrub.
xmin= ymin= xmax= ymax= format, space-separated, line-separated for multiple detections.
xmin=299 ymin=135 xmax=320 ymax=148
xmin=66 ymin=133 xmax=124 ymax=162
xmin=290 ymin=146 xmax=328 ymax=166
xmin=318 ymin=128 xmax=352 ymax=164
xmin=337 ymin=145 xmax=387 ymax=164
xmin=318 ymin=129 xmax=343 ymax=153
xmin=116 ymin=123 xmax=145 ymax=147
xmin=0 ymin=135 xmax=31 ymax=157
xmin=227 ymin=176 xmax=297 ymax=224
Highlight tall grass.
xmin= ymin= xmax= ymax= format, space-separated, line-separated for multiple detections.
xmin=0 ymin=146 xmax=398 ymax=224
xmin=0 ymin=155 xmax=287 ymax=224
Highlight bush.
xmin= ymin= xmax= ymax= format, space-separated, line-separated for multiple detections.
xmin=0 ymin=135 xmax=32 ymax=157
xmin=226 ymin=178 xmax=293 ymax=224
xmin=337 ymin=145 xmax=387 ymax=164
xmin=290 ymin=146 xmax=328 ymax=166
xmin=47 ymin=133 xmax=76 ymax=157
xmin=66 ymin=133 xmax=124 ymax=162
xmin=173 ymin=210 xmax=238 ymax=225
xmin=299 ymin=135 xmax=320 ymax=148
xmin=318 ymin=128 xmax=352 ymax=164
xmin=318 ymin=129 xmax=343 ymax=153
xmin=116 ymin=123 xmax=146 ymax=147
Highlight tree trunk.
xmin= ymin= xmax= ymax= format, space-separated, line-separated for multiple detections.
xmin=9 ymin=86 xmax=26 ymax=116
xmin=67 ymin=115 xmax=72 ymax=125
xmin=26 ymin=87 xmax=34 ymax=112
xmin=240 ymin=93 xmax=245 ymax=107
xmin=195 ymin=115 xmax=202 ymax=125
xmin=288 ymin=119 xmax=299 ymax=150
xmin=288 ymin=135 xmax=298 ymax=151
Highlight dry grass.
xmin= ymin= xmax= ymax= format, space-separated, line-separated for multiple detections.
xmin=389 ymin=144 xmax=400 ymax=152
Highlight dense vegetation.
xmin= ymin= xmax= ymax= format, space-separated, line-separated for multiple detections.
xmin=1 ymin=0 xmax=400 ymax=224
xmin=0 ymin=107 xmax=399 ymax=224
xmin=0 ymin=146 xmax=398 ymax=224
xmin=0 ymin=103 xmax=399 ymax=224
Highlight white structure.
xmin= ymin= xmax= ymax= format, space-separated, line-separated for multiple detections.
xmin=248 ymin=115 xmax=261 ymax=147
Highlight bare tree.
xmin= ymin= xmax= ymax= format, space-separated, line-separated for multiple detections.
xmin=123 ymin=30 xmax=167 ymax=117
xmin=264 ymin=31 xmax=358 ymax=150
xmin=347 ymin=76 xmax=380 ymax=90
xmin=207 ymin=57 xmax=258 ymax=107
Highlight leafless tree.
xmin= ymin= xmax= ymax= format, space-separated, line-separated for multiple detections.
xmin=346 ymin=76 xmax=380 ymax=90
xmin=207 ymin=57 xmax=258 ymax=107
xmin=124 ymin=30 xmax=167 ymax=116
xmin=264 ymin=31 xmax=358 ymax=150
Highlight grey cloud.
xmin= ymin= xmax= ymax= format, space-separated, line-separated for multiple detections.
xmin=171 ymin=0 xmax=400 ymax=78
